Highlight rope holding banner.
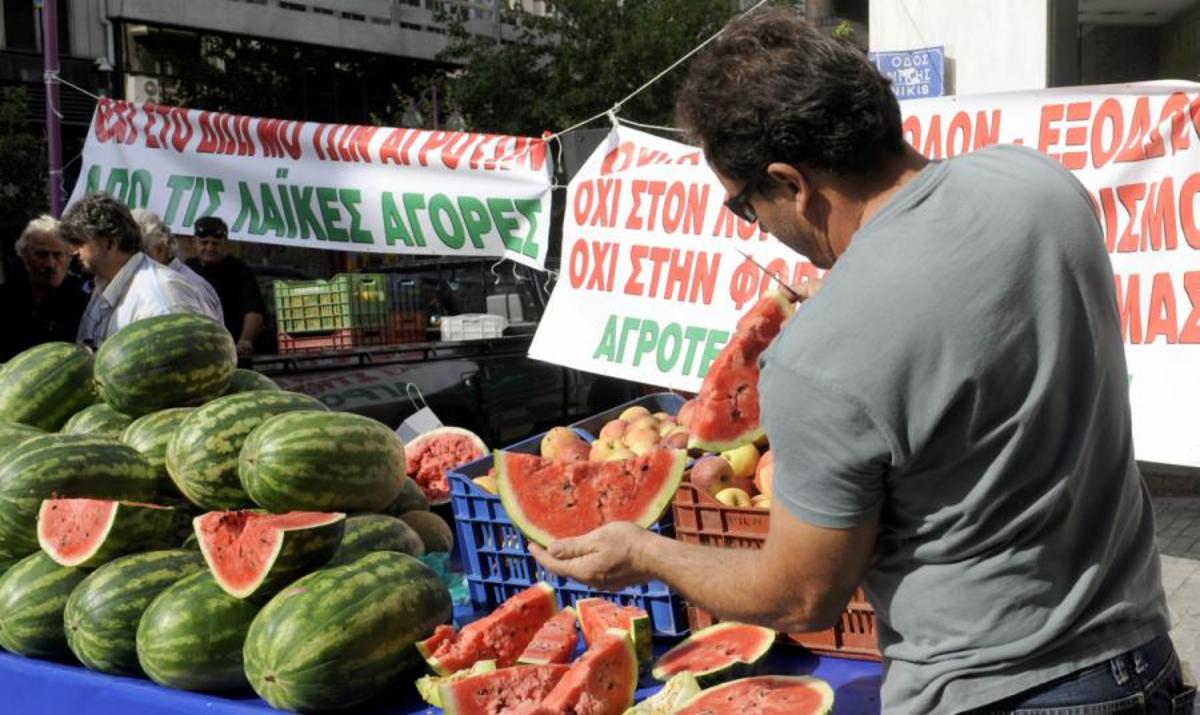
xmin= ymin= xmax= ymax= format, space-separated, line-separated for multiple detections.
xmin=488 ymin=257 xmax=504 ymax=286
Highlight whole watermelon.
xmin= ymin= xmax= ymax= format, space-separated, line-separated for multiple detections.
xmin=0 ymin=551 xmax=89 ymax=657
xmin=64 ymin=549 xmax=205 ymax=675
xmin=61 ymin=403 xmax=134 ymax=438
xmin=224 ymin=368 xmax=280 ymax=394
xmin=166 ymin=391 xmax=328 ymax=510
xmin=327 ymin=514 xmax=425 ymax=565
xmin=120 ymin=408 xmax=195 ymax=499
xmin=0 ymin=342 xmax=95 ymax=430
xmin=94 ymin=314 xmax=236 ymax=417
xmin=0 ymin=422 xmax=44 ymax=460
xmin=136 ymin=570 xmax=262 ymax=692
xmin=244 ymin=551 xmax=452 ymax=711
xmin=239 ymin=411 xmax=406 ymax=513
xmin=384 ymin=475 xmax=431 ymax=515
xmin=0 ymin=435 xmax=158 ymax=558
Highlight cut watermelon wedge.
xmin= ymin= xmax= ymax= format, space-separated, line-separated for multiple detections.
xmin=439 ymin=663 xmax=569 ymax=715
xmin=415 ymin=659 xmax=497 ymax=708
xmin=496 ymin=449 xmax=686 ymax=547
xmin=541 ymin=627 xmax=638 ymax=715
xmin=193 ymin=510 xmax=345 ymax=600
xmin=652 ymin=621 xmax=776 ymax=687
xmin=673 ymin=675 xmax=835 ymax=715
xmin=417 ymin=582 xmax=558 ymax=675
xmin=38 ymin=499 xmax=188 ymax=568
xmin=576 ymin=598 xmax=652 ymax=668
xmin=406 ymin=426 xmax=488 ymax=505
xmin=625 ymin=672 xmax=702 ymax=715
xmin=517 ymin=606 xmax=578 ymax=666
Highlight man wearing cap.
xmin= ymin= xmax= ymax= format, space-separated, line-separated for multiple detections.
xmin=131 ymin=207 xmax=223 ymax=318
xmin=185 ymin=216 xmax=266 ymax=356
xmin=60 ymin=193 xmax=218 ymax=347
xmin=0 ymin=215 xmax=89 ymax=360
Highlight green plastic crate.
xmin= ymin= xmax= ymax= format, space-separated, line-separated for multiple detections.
xmin=273 ymin=273 xmax=390 ymax=334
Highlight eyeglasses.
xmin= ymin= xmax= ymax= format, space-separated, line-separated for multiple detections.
xmin=724 ymin=177 xmax=761 ymax=224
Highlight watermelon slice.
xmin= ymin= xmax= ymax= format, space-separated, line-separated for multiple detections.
xmin=406 ymin=426 xmax=488 ymax=504
xmin=652 ymin=622 xmax=776 ymax=687
xmin=576 ymin=598 xmax=652 ymax=668
xmin=541 ymin=628 xmax=639 ymax=715
xmin=689 ymin=291 xmax=794 ymax=453
xmin=439 ymin=663 xmax=569 ymax=715
xmin=496 ymin=449 xmax=687 ymax=547
xmin=673 ymin=675 xmax=835 ymax=715
xmin=417 ymin=582 xmax=558 ymax=675
xmin=415 ymin=659 xmax=497 ymax=708
xmin=518 ymin=606 xmax=579 ymax=665
xmin=38 ymin=499 xmax=189 ymax=568
xmin=193 ymin=510 xmax=345 ymax=599
xmin=624 ymin=672 xmax=702 ymax=715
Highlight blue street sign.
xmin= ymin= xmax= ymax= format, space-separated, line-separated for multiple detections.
xmin=869 ymin=46 xmax=946 ymax=99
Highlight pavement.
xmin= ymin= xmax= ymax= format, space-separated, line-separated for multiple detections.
xmin=1155 ymin=495 xmax=1200 ymax=691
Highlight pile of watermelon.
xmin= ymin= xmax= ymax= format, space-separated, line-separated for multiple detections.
xmin=0 ymin=314 xmax=462 ymax=711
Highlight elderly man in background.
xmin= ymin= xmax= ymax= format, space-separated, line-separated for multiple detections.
xmin=61 ymin=193 xmax=220 ymax=347
xmin=131 ymin=208 xmax=222 ymax=318
xmin=0 ymin=215 xmax=89 ymax=360
xmin=186 ymin=216 xmax=266 ymax=356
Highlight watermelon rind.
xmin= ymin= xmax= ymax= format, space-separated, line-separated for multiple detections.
xmin=327 ymin=514 xmax=425 ymax=566
xmin=576 ymin=597 xmax=652 ymax=668
xmin=244 ymin=551 xmax=453 ymax=712
xmin=623 ymin=671 xmax=701 ymax=715
xmin=94 ymin=313 xmax=237 ymax=417
xmin=406 ymin=426 xmax=488 ymax=504
xmin=38 ymin=499 xmax=190 ymax=568
xmin=0 ymin=342 xmax=95 ymax=431
xmin=223 ymin=368 xmax=280 ymax=395
xmin=64 ymin=549 xmax=205 ymax=675
xmin=0 ymin=422 xmax=44 ymax=464
xmin=651 ymin=621 xmax=776 ymax=687
xmin=61 ymin=403 xmax=134 ymax=438
xmin=517 ymin=606 xmax=578 ymax=666
xmin=166 ymin=391 xmax=328 ymax=511
xmin=416 ymin=659 xmax=498 ymax=708
xmin=0 ymin=435 xmax=158 ymax=558
xmin=0 ymin=551 xmax=89 ymax=657
xmin=495 ymin=449 xmax=688 ymax=548
xmin=120 ymin=408 xmax=195 ymax=499
xmin=542 ymin=627 xmax=638 ymax=715
xmin=195 ymin=511 xmax=346 ymax=600
xmin=136 ymin=570 xmax=263 ymax=692
xmin=673 ymin=675 xmax=835 ymax=715
xmin=440 ymin=663 xmax=570 ymax=715
xmin=239 ymin=410 xmax=406 ymax=513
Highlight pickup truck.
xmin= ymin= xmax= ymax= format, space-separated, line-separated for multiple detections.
xmin=244 ymin=258 xmax=641 ymax=448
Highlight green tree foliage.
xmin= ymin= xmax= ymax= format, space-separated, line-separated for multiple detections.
xmin=434 ymin=0 xmax=748 ymax=137
xmin=0 ymin=87 xmax=49 ymax=256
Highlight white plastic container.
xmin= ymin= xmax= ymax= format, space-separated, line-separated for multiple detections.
xmin=439 ymin=313 xmax=507 ymax=341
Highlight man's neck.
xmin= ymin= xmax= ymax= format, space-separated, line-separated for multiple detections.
xmin=826 ymin=146 xmax=930 ymax=255
xmin=97 ymin=252 xmax=134 ymax=283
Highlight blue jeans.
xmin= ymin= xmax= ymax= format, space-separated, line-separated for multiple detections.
xmin=967 ymin=635 xmax=1196 ymax=714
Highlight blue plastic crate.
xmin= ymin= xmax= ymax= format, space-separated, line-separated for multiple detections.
xmin=448 ymin=427 xmax=688 ymax=636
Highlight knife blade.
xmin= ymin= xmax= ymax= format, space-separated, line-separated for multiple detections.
xmin=736 ymin=249 xmax=803 ymax=301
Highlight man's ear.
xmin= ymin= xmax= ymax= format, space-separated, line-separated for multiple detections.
xmin=766 ymin=162 xmax=810 ymax=213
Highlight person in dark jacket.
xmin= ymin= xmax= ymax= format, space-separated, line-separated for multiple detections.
xmin=185 ymin=216 xmax=266 ymax=356
xmin=0 ymin=215 xmax=89 ymax=360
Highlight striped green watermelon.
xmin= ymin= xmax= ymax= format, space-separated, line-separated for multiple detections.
xmin=180 ymin=532 xmax=198 ymax=549
xmin=244 ymin=551 xmax=452 ymax=711
xmin=327 ymin=514 xmax=425 ymax=565
xmin=0 ymin=422 xmax=43 ymax=463
xmin=0 ymin=551 xmax=89 ymax=657
xmin=61 ymin=402 xmax=135 ymax=438
xmin=224 ymin=368 xmax=280 ymax=394
xmin=136 ymin=570 xmax=262 ymax=692
xmin=94 ymin=314 xmax=237 ymax=417
xmin=239 ymin=411 xmax=406 ymax=513
xmin=63 ymin=549 xmax=204 ymax=675
xmin=38 ymin=499 xmax=189 ymax=567
xmin=0 ymin=342 xmax=95 ymax=430
xmin=194 ymin=510 xmax=345 ymax=599
xmin=384 ymin=474 xmax=431 ymax=515
xmin=0 ymin=435 xmax=158 ymax=559
xmin=120 ymin=408 xmax=194 ymax=498
xmin=166 ymin=391 xmax=328 ymax=510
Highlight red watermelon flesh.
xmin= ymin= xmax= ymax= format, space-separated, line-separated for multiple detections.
xmin=405 ymin=427 xmax=487 ymax=504
xmin=439 ymin=663 xmax=568 ymax=715
xmin=496 ymin=449 xmax=687 ymax=547
xmin=518 ymin=607 xmax=579 ymax=665
xmin=418 ymin=582 xmax=558 ymax=675
xmin=652 ymin=622 xmax=776 ymax=687
xmin=576 ymin=598 xmax=652 ymax=667
xmin=37 ymin=498 xmax=184 ymax=567
xmin=689 ymin=291 xmax=794 ymax=453
xmin=541 ymin=628 xmax=639 ymax=715
xmin=194 ymin=510 xmax=345 ymax=599
xmin=673 ymin=675 xmax=835 ymax=715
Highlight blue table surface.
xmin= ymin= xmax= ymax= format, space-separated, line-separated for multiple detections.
xmin=3 ymin=604 xmax=882 ymax=714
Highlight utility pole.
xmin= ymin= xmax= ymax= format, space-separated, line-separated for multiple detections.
xmin=39 ymin=0 xmax=65 ymax=217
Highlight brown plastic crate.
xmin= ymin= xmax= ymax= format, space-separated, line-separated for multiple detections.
xmin=672 ymin=480 xmax=881 ymax=661
xmin=277 ymin=327 xmax=392 ymax=353
xmin=391 ymin=311 xmax=428 ymax=343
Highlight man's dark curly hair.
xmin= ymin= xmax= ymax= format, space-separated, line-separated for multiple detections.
xmin=675 ymin=6 xmax=904 ymax=183
xmin=59 ymin=192 xmax=142 ymax=253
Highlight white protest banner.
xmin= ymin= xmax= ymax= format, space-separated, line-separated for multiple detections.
xmin=532 ymin=81 xmax=1200 ymax=467
xmin=67 ymin=99 xmax=553 ymax=269
xmin=529 ymin=125 xmax=820 ymax=393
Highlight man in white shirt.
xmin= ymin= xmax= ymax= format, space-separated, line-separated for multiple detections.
xmin=60 ymin=193 xmax=221 ymax=347
xmin=130 ymin=207 xmax=223 ymax=318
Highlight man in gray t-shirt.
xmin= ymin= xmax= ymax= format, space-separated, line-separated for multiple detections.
xmin=531 ymin=7 xmax=1188 ymax=713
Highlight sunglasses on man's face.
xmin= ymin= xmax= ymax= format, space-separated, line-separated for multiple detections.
xmin=724 ymin=178 xmax=761 ymax=224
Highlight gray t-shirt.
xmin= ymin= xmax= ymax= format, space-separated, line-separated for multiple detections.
xmin=760 ymin=144 xmax=1169 ymax=714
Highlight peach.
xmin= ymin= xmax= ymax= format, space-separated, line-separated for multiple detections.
xmin=618 ymin=405 xmax=652 ymax=422
xmin=606 ymin=446 xmax=636 ymax=461
xmin=714 ymin=487 xmax=753 ymax=507
xmin=557 ymin=439 xmax=591 ymax=463
xmin=751 ymin=494 xmax=771 ymax=509
xmin=754 ymin=450 xmax=774 ymax=499
xmin=599 ymin=419 xmax=628 ymax=442
xmin=631 ymin=415 xmax=660 ymax=432
xmin=540 ymin=426 xmax=584 ymax=460
xmin=657 ymin=420 xmax=678 ymax=437
xmin=473 ymin=475 xmax=498 ymax=494
xmin=663 ymin=430 xmax=689 ymax=450
xmin=676 ymin=399 xmax=698 ymax=428
xmin=689 ymin=455 xmax=736 ymax=496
